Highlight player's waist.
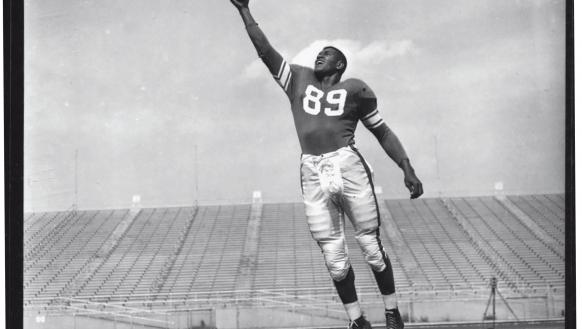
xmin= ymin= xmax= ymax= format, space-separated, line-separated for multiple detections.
xmin=301 ymin=145 xmax=358 ymax=163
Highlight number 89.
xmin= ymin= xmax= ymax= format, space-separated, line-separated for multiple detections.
xmin=303 ymin=85 xmax=347 ymax=116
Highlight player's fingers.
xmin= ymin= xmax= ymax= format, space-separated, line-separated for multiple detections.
xmin=408 ymin=181 xmax=422 ymax=199
xmin=417 ymin=183 xmax=424 ymax=197
xmin=404 ymin=180 xmax=413 ymax=193
xmin=405 ymin=180 xmax=416 ymax=198
xmin=410 ymin=189 xmax=419 ymax=199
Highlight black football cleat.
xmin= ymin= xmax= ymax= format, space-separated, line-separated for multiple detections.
xmin=385 ymin=308 xmax=404 ymax=329
xmin=348 ymin=315 xmax=372 ymax=329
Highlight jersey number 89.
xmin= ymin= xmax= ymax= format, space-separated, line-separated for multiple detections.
xmin=303 ymin=85 xmax=347 ymax=116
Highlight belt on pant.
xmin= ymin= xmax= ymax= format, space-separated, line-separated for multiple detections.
xmin=301 ymin=145 xmax=356 ymax=162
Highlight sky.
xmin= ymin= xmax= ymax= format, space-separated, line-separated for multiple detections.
xmin=24 ymin=0 xmax=566 ymax=211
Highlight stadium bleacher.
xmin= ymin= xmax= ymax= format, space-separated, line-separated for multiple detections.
xmin=24 ymin=209 xmax=129 ymax=304
xmin=253 ymin=202 xmax=332 ymax=292
xmin=24 ymin=194 xmax=565 ymax=311
xmin=385 ymin=199 xmax=492 ymax=291
xmin=158 ymin=205 xmax=250 ymax=295
xmin=446 ymin=197 xmax=564 ymax=290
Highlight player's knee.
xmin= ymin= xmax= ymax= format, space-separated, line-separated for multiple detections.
xmin=325 ymin=254 xmax=350 ymax=281
xmin=329 ymin=263 xmax=351 ymax=281
xmin=363 ymin=249 xmax=386 ymax=272
xmin=324 ymin=256 xmax=350 ymax=281
xmin=367 ymin=255 xmax=387 ymax=272
xmin=355 ymin=234 xmax=387 ymax=272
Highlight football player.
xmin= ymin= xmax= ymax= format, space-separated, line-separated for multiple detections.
xmin=229 ymin=1 xmax=423 ymax=328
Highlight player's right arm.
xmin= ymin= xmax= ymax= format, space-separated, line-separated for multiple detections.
xmin=230 ymin=0 xmax=293 ymax=92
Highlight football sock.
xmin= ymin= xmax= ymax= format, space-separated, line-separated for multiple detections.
xmin=372 ymin=254 xmax=396 ymax=295
xmin=333 ymin=266 xmax=358 ymax=304
xmin=343 ymin=301 xmax=363 ymax=321
xmin=382 ymin=293 xmax=398 ymax=310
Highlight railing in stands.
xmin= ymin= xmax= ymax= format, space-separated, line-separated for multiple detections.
xmin=25 ymin=283 xmax=564 ymax=315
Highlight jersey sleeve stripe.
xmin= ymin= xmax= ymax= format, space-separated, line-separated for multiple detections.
xmin=275 ymin=60 xmax=287 ymax=80
xmin=362 ymin=112 xmax=382 ymax=126
xmin=274 ymin=61 xmax=292 ymax=91
xmin=283 ymin=71 xmax=292 ymax=91
xmin=280 ymin=63 xmax=291 ymax=84
xmin=273 ymin=61 xmax=290 ymax=81
xmin=361 ymin=109 xmax=379 ymax=121
xmin=367 ymin=118 xmax=384 ymax=129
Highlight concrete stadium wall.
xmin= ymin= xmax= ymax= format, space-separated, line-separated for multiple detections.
xmin=215 ymin=307 xmax=346 ymax=329
xmin=24 ymin=311 xmax=216 ymax=329
xmin=404 ymin=296 xmax=564 ymax=323
xmin=23 ymin=295 xmax=564 ymax=329
xmin=24 ymin=315 xmax=164 ymax=329
xmin=214 ymin=296 xmax=564 ymax=329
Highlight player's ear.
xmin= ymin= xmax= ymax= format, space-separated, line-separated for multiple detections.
xmin=336 ymin=60 xmax=345 ymax=71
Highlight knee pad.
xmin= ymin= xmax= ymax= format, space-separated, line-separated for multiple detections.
xmin=355 ymin=231 xmax=387 ymax=272
xmin=325 ymin=254 xmax=350 ymax=281
xmin=317 ymin=239 xmax=350 ymax=281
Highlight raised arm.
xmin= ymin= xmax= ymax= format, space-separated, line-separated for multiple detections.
xmin=230 ymin=0 xmax=285 ymax=76
xmin=363 ymin=112 xmax=424 ymax=199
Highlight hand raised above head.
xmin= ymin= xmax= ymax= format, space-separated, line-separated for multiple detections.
xmin=230 ymin=0 xmax=249 ymax=10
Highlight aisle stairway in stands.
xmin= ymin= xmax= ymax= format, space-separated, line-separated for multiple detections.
xmin=158 ymin=205 xmax=250 ymax=295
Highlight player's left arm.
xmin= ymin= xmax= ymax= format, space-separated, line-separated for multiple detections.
xmin=358 ymin=83 xmax=423 ymax=199
xmin=365 ymin=119 xmax=423 ymax=199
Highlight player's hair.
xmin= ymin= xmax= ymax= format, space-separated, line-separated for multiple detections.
xmin=324 ymin=46 xmax=347 ymax=74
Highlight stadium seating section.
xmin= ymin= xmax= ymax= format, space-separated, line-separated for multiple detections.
xmin=24 ymin=194 xmax=565 ymax=308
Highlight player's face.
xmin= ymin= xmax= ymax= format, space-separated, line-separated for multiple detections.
xmin=314 ymin=48 xmax=343 ymax=75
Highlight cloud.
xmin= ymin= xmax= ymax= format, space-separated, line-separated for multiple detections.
xmin=236 ymin=48 xmax=293 ymax=83
xmin=241 ymin=58 xmax=267 ymax=80
xmin=358 ymin=40 xmax=418 ymax=64
xmin=238 ymin=39 xmax=418 ymax=82
xmin=290 ymin=39 xmax=361 ymax=67
xmin=292 ymin=39 xmax=418 ymax=75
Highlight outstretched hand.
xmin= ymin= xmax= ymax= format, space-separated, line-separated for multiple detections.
xmin=230 ymin=0 xmax=249 ymax=9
